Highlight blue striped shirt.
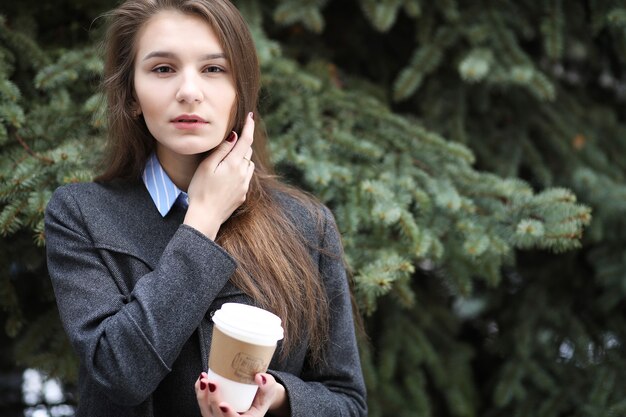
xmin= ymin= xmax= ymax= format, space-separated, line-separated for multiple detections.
xmin=142 ymin=153 xmax=189 ymax=217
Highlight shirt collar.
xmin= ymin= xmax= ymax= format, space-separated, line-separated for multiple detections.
xmin=142 ymin=153 xmax=189 ymax=217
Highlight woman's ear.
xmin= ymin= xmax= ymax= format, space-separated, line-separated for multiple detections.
xmin=130 ymin=89 xmax=142 ymax=118
xmin=130 ymin=102 xmax=142 ymax=118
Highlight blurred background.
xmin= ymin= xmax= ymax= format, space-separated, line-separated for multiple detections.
xmin=0 ymin=0 xmax=624 ymax=416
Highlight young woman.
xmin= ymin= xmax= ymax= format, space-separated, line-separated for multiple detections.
xmin=44 ymin=0 xmax=367 ymax=416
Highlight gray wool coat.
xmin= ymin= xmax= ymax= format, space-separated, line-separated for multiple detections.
xmin=45 ymin=180 xmax=367 ymax=417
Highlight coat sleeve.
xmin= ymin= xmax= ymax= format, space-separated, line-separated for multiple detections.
xmin=269 ymin=206 xmax=368 ymax=416
xmin=45 ymin=185 xmax=237 ymax=406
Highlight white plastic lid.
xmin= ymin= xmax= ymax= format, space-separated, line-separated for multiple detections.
xmin=212 ymin=303 xmax=284 ymax=346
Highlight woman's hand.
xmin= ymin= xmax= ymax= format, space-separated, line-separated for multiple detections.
xmin=184 ymin=112 xmax=255 ymax=239
xmin=195 ymin=372 xmax=289 ymax=417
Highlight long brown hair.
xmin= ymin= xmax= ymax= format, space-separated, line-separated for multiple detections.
xmin=96 ymin=0 xmax=330 ymax=365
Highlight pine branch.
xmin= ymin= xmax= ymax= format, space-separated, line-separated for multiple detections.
xmin=11 ymin=128 xmax=54 ymax=165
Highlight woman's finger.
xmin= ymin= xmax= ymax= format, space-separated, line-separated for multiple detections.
xmin=228 ymin=112 xmax=255 ymax=161
xmin=236 ymin=373 xmax=281 ymax=417
xmin=207 ymin=131 xmax=238 ymax=172
xmin=243 ymin=147 xmax=253 ymax=162
xmin=195 ymin=373 xmax=212 ymax=416
xmin=216 ymin=403 xmax=242 ymax=417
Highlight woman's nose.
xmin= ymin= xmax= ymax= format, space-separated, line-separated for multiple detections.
xmin=175 ymin=69 xmax=204 ymax=103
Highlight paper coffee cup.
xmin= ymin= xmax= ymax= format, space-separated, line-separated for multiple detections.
xmin=208 ymin=303 xmax=284 ymax=412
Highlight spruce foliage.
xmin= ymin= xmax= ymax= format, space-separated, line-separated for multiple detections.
xmin=1 ymin=0 xmax=624 ymax=415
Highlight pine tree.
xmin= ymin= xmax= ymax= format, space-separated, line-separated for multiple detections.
xmin=264 ymin=1 xmax=625 ymax=415
xmin=1 ymin=0 xmax=623 ymax=416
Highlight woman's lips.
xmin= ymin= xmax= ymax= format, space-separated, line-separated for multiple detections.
xmin=172 ymin=121 xmax=208 ymax=130
xmin=171 ymin=114 xmax=208 ymax=130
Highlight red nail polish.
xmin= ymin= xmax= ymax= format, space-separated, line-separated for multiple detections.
xmin=219 ymin=406 xmax=228 ymax=413
xmin=208 ymin=382 xmax=216 ymax=393
xmin=261 ymin=375 xmax=267 ymax=385
xmin=226 ymin=131 xmax=236 ymax=142
xmin=200 ymin=381 xmax=207 ymax=390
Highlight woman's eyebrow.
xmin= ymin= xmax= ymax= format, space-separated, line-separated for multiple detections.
xmin=142 ymin=51 xmax=226 ymax=61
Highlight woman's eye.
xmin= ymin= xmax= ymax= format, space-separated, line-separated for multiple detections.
xmin=152 ymin=66 xmax=172 ymax=74
xmin=204 ymin=66 xmax=224 ymax=73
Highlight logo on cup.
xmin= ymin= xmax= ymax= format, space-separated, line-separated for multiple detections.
xmin=231 ymin=352 xmax=268 ymax=383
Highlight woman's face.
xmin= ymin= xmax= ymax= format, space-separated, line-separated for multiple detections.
xmin=133 ymin=10 xmax=236 ymax=167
